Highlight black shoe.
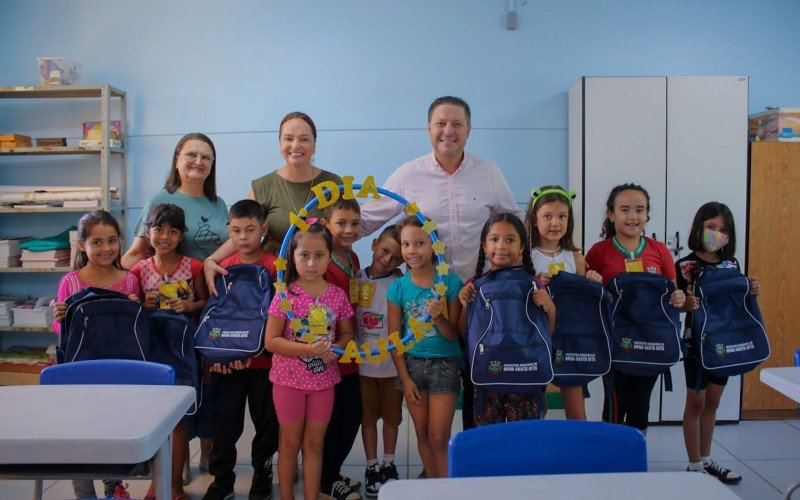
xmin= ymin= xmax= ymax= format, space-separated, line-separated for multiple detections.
xmin=704 ymin=461 xmax=742 ymax=485
xmin=202 ymin=481 xmax=235 ymax=500
xmin=380 ymin=462 xmax=399 ymax=482
xmin=416 ymin=468 xmax=427 ymax=479
xmin=249 ymin=469 xmax=274 ymax=500
xmin=320 ymin=479 xmax=362 ymax=500
xmin=339 ymin=474 xmax=362 ymax=489
xmin=364 ymin=466 xmax=383 ymax=497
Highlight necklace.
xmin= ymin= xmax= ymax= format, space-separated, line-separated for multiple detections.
xmin=281 ymin=167 xmax=317 ymax=214
xmin=535 ymin=247 xmax=561 ymax=257
xmin=331 ymin=250 xmax=354 ymax=278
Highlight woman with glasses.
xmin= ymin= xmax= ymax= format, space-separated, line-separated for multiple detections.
xmin=122 ymin=132 xmax=229 ymax=268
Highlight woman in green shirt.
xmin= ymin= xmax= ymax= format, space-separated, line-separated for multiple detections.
xmin=203 ymin=111 xmax=342 ymax=276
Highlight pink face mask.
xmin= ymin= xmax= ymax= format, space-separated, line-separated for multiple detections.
xmin=702 ymin=228 xmax=729 ymax=253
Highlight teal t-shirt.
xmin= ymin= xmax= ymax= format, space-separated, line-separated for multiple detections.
xmin=387 ymin=271 xmax=463 ymax=358
xmin=133 ymin=189 xmax=229 ymax=260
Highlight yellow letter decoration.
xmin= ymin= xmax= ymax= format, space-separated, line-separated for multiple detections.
xmin=341 ymin=176 xmax=356 ymax=200
xmin=311 ymin=181 xmax=341 ymax=209
xmin=355 ymin=175 xmax=380 ymax=200
xmin=339 ymin=340 xmax=365 ymax=364
xmin=288 ymin=212 xmax=310 ymax=232
xmin=388 ymin=330 xmax=414 ymax=354
xmin=361 ymin=339 xmax=389 ymax=364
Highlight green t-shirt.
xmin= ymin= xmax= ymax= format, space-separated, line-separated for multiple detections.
xmin=250 ymin=169 xmax=342 ymax=255
xmin=387 ymin=271 xmax=463 ymax=358
xmin=134 ymin=189 xmax=229 ymax=260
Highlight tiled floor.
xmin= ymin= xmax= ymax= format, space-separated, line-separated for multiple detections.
xmin=4 ymin=409 xmax=799 ymax=499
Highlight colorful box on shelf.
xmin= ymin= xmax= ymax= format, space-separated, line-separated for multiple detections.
xmin=749 ymin=108 xmax=800 ymax=141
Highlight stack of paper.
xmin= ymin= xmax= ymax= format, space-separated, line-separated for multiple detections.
xmin=0 ymin=237 xmax=30 ymax=268
xmin=20 ymin=249 xmax=70 ymax=269
xmin=11 ymin=296 xmax=54 ymax=328
xmin=0 ymin=300 xmax=14 ymax=328
xmin=69 ymin=230 xmax=79 ymax=267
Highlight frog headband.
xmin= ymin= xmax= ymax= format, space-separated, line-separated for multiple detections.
xmin=530 ymin=187 xmax=577 ymax=206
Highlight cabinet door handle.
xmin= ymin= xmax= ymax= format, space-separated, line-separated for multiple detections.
xmin=667 ymin=231 xmax=684 ymax=257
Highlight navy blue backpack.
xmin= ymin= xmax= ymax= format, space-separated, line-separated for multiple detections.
xmin=691 ymin=267 xmax=769 ymax=377
xmin=149 ymin=310 xmax=201 ymax=415
xmin=466 ymin=266 xmax=554 ymax=392
xmin=194 ymin=264 xmax=273 ymax=364
xmin=59 ymin=287 xmax=150 ymax=364
xmin=606 ymin=273 xmax=682 ymax=377
xmin=547 ymin=272 xmax=612 ymax=386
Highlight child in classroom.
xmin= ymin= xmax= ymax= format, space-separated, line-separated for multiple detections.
xmin=320 ymin=198 xmax=363 ymax=500
xmin=458 ymin=213 xmax=556 ymax=425
xmin=129 ymin=203 xmax=206 ymax=500
xmin=51 ymin=210 xmax=140 ymax=499
xmin=584 ymin=183 xmax=685 ymax=434
xmin=354 ymin=224 xmax=404 ymax=497
xmin=525 ymin=185 xmax=602 ymax=420
xmin=201 ymin=200 xmax=279 ymax=500
xmin=677 ymin=202 xmax=760 ymax=484
xmin=265 ymin=222 xmax=355 ymax=500
xmin=388 ymin=215 xmax=463 ymax=479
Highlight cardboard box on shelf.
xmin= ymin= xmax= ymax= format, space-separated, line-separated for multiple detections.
xmin=82 ymin=120 xmax=122 ymax=141
xmin=749 ymin=108 xmax=800 ymax=141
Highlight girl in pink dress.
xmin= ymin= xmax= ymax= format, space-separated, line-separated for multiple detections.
xmin=265 ymin=223 xmax=355 ymax=500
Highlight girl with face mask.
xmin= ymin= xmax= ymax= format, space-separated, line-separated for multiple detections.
xmin=675 ymin=201 xmax=761 ymax=485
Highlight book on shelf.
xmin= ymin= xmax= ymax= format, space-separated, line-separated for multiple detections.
xmin=11 ymin=295 xmax=54 ymax=328
xmin=62 ymin=199 xmax=100 ymax=208
xmin=21 ymin=259 xmax=70 ymax=269
xmin=0 ymin=346 xmax=52 ymax=366
xmin=0 ymin=256 xmax=21 ymax=268
xmin=35 ymin=137 xmax=67 ymax=147
xmin=78 ymin=139 xmax=123 ymax=149
xmin=21 ymin=249 xmax=71 ymax=261
xmin=0 ymin=236 xmax=32 ymax=255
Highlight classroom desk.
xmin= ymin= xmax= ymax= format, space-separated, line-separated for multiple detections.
xmin=760 ymin=367 xmax=800 ymax=499
xmin=378 ymin=471 xmax=741 ymax=499
xmin=760 ymin=367 xmax=800 ymax=403
xmin=0 ymin=384 xmax=194 ymax=500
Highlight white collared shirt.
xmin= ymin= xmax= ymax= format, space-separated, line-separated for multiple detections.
xmin=361 ymin=152 xmax=524 ymax=282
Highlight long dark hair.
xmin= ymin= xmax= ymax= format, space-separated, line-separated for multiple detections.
xmin=687 ymin=202 xmax=736 ymax=260
xmin=600 ymin=183 xmax=651 ymax=239
xmin=474 ymin=213 xmax=534 ymax=281
xmin=525 ymin=185 xmax=579 ymax=252
xmin=284 ymin=223 xmax=334 ymax=288
xmin=164 ymin=133 xmax=218 ymax=201
xmin=145 ymin=203 xmax=187 ymax=233
xmin=74 ymin=210 xmax=123 ymax=270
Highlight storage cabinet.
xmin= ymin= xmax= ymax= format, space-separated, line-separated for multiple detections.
xmin=0 ymin=84 xmax=126 ymax=385
xmin=743 ymin=142 xmax=800 ymax=419
xmin=568 ymin=76 xmax=749 ymax=423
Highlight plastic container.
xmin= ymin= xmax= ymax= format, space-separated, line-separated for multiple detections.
xmin=36 ymin=57 xmax=80 ymax=86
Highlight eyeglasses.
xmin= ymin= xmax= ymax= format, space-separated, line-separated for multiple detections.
xmin=179 ymin=152 xmax=214 ymax=163
xmin=151 ymin=227 xmax=183 ymax=237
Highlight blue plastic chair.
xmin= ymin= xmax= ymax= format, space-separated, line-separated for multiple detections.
xmin=448 ymin=419 xmax=647 ymax=478
xmin=40 ymin=359 xmax=175 ymax=386
xmin=29 ymin=359 xmax=175 ymax=500
xmin=794 ymin=348 xmax=800 ymax=367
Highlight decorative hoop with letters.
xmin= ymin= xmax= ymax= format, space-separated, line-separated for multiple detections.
xmin=274 ymin=175 xmax=449 ymax=364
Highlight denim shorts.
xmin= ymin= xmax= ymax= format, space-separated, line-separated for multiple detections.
xmin=396 ymin=355 xmax=461 ymax=394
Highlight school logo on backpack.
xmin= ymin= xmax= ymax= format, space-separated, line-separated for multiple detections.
xmin=692 ymin=267 xmax=769 ymax=377
xmin=547 ymin=271 xmax=612 ymax=385
xmin=59 ymin=287 xmax=150 ymax=364
xmin=606 ymin=273 xmax=682 ymax=377
xmin=466 ymin=266 xmax=554 ymax=392
xmin=194 ymin=264 xmax=273 ymax=364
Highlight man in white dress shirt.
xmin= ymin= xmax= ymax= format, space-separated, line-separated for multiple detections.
xmin=360 ymin=96 xmax=523 ymax=283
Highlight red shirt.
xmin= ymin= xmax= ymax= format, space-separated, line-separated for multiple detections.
xmin=323 ymin=249 xmax=361 ymax=375
xmin=585 ymin=237 xmax=676 ymax=286
xmin=218 ymin=251 xmax=278 ymax=369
